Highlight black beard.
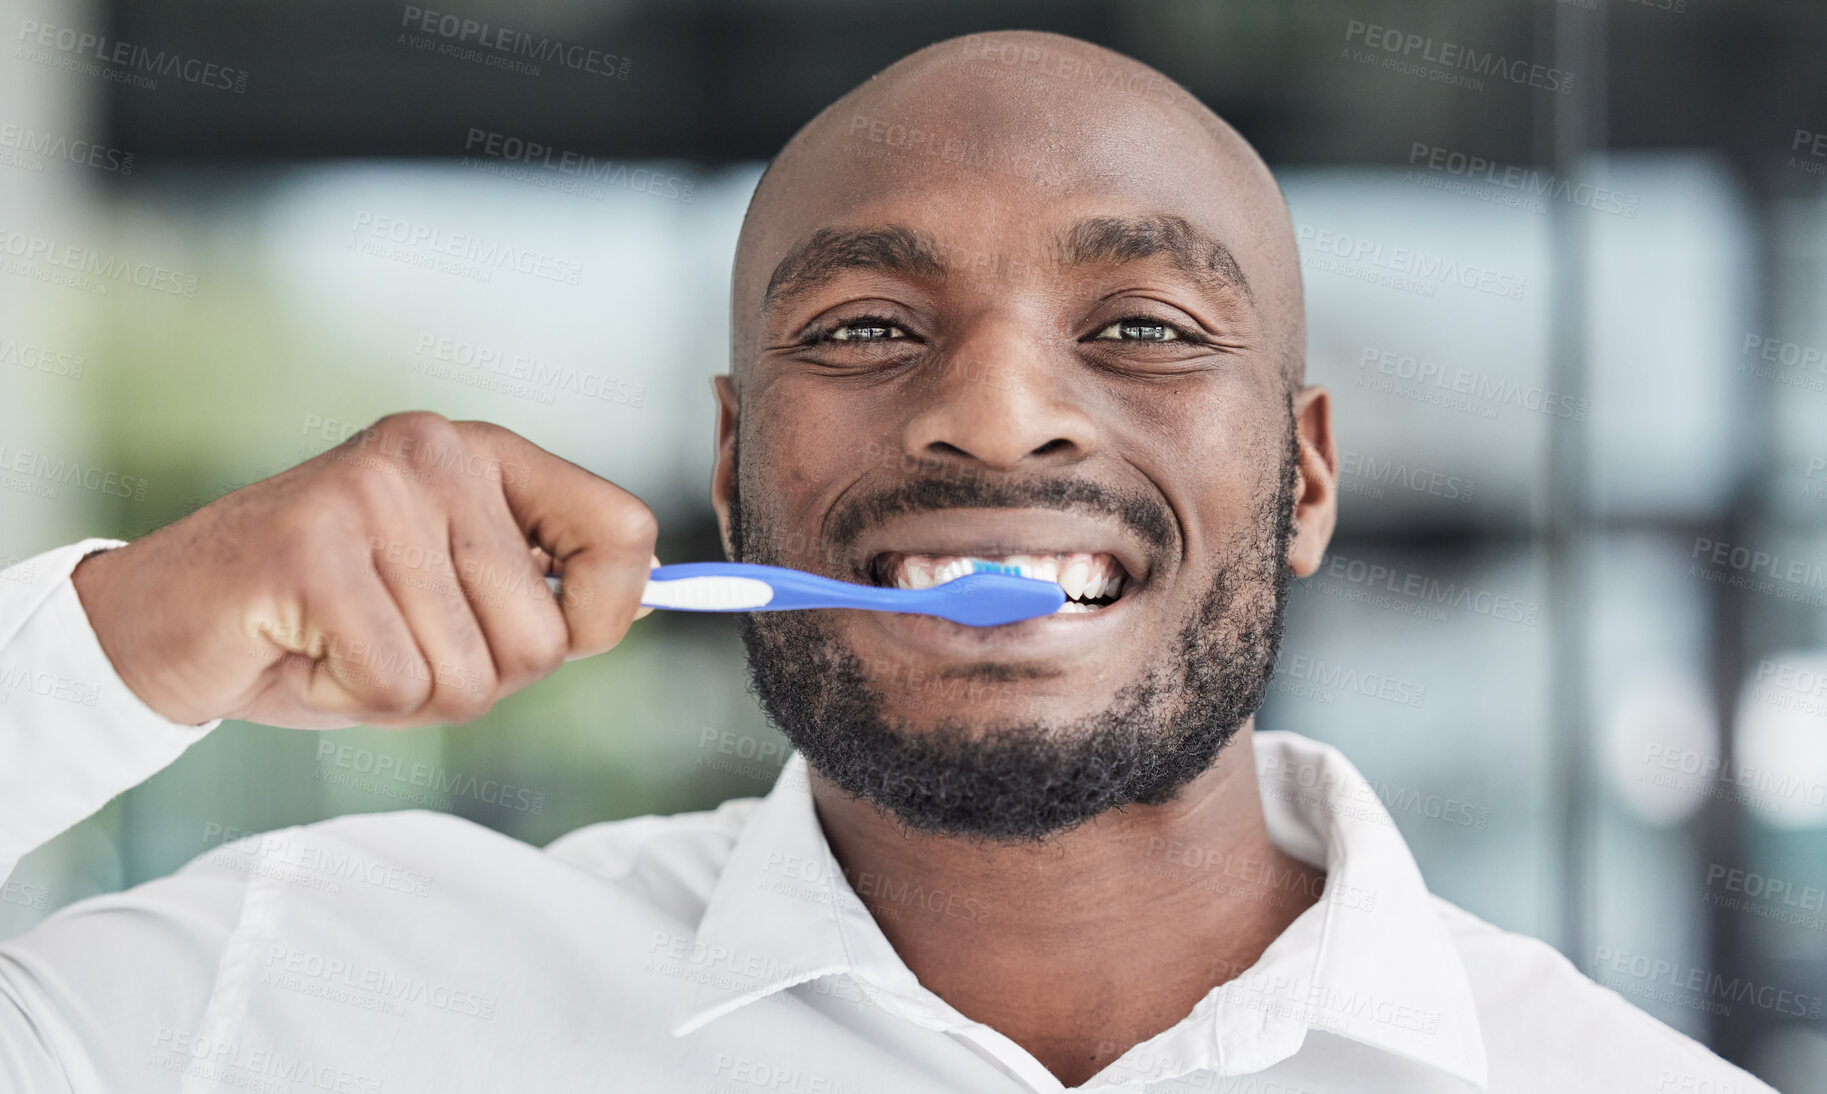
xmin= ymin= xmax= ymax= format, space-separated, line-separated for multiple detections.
xmin=728 ymin=421 xmax=1299 ymax=845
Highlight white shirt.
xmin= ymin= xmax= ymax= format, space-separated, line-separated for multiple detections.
xmin=0 ymin=540 xmax=1779 ymax=1093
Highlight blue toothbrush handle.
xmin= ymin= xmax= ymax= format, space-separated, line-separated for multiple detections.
xmin=638 ymin=562 xmax=1064 ymax=626
xmin=646 ymin=562 xmax=873 ymax=610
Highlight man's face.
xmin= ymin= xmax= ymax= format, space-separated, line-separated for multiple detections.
xmin=714 ymin=40 xmax=1328 ymax=841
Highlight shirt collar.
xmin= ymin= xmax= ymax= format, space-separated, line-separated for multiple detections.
xmin=669 ymin=733 xmax=1487 ymax=1092
xmin=1247 ymin=730 xmax=1489 ymax=1090
xmin=666 ymin=753 xmax=857 ymax=1037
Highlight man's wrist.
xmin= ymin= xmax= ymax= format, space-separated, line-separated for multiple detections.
xmin=70 ymin=542 xmax=193 ymax=726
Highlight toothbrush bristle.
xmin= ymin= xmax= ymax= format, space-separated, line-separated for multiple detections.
xmin=967 ymin=560 xmax=1023 ymax=576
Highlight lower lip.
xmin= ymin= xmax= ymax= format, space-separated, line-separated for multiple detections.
xmin=861 ymin=579 xmax=1147 ymax=658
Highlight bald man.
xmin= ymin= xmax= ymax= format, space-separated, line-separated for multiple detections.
xmin=0 ymin=31 xmax=1779 ymax=1094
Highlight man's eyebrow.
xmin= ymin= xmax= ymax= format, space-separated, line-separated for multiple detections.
xmin=763 ymin=226 xmax=947 ymax=310
xmin=1054 ymin=215 xmax=1253 ymax=304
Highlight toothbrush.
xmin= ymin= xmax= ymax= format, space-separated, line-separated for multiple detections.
xmin=544 ymin=561 xmax=1065 ymax=627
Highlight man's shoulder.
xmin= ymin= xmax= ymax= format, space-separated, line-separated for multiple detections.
xmin=1427 ymin=895 xmax=1779 ymax=1093
xmin=179 ymin=792 xmax=769 ymax=907
xmin=543 ymin=792 xmax=765 ymax=879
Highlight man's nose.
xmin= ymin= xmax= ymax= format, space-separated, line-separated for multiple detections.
xmin=899 ymin=320 xmax=1098 ymax=470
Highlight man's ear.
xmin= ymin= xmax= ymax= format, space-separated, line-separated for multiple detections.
xmin=710 ymin=374 xmax=740 ymax=560
xmin=1287 ymin=385 xmax=1338 ymax=578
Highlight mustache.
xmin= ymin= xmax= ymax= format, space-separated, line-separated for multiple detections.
xmin=824 ymin=473 xmax=1177 ymax=556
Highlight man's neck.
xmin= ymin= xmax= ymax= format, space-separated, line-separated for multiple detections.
xmin=809 ymin=726 xmax=1324 ymax=1089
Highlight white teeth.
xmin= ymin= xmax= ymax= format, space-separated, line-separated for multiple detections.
xmin=884 ymin=551 xmax=1129 ymax=602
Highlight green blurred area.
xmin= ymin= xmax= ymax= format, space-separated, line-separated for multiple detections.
xmin=16 ymin=197 xmax=786 ymax=903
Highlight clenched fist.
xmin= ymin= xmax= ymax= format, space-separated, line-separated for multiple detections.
xmin=71 ymin=412 xmax=659 ymax=729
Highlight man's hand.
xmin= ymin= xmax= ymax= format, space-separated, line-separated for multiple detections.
xmin=71 ymin=412 xmax=659 ymax=730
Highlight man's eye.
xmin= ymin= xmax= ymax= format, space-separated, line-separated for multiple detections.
xmin=825 ymin=319 xmax=907 ymax=342
xmin=1093 ymin=318 xmax=1182 ymax=342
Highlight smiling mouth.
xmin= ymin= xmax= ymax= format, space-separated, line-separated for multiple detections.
xmin=868 ymin=551 xmax=1133 ymax=613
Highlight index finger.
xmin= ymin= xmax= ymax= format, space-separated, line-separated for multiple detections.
xmin=453 ymin=420 xmax=659 ymax=658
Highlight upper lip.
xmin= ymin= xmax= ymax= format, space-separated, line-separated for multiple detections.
xmin=849 ymin=508 xmax=1155 ymax=592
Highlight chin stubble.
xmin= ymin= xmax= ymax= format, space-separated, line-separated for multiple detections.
xmin=729 ymin=420 xmax=1300 ymax=844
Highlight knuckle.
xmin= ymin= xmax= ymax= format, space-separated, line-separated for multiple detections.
xmin=275 ymin=497 xmax=361 ymax=566
xmin=586 ymin=613 xmax=636 ymax=656
xmin=372 ymin=410 xmax=454 ymax=440
xmin=361 ymin=671 xmax=431 ymax=717
xmin=368 ymin=412 xmax=466 ymax=480
xmin=449 ymin=418 xmax=509 ymax=446
xmin=505 ymin=618 xmax=569 ymax=681
xmin=604 ymin=500 xmax=659 ymax=551
xmin=429 ymin=668 xmax=496 ymax=724
xmin=341 ymin=459 xmax=414 ymax=512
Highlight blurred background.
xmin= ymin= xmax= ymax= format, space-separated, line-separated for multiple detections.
xmin=2 ymin=0 xmax=1825 ymax=1087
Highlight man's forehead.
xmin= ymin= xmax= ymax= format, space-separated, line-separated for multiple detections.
xmin=729 ymin=32 xmax=1301 ymax=376
xmin=760 ymin=211 xmax=1256 ymax=314
xmin=741 ymin=131 xmax=1263 ymax=312
xmin=761 ymin=83 xmax=1241 ymax=225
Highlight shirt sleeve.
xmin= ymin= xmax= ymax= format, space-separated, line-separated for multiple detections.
xmin=0 ymin=539 xmax=222 ymax=881
xmin=0 ymin=539 xmax=243 ymax=1094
